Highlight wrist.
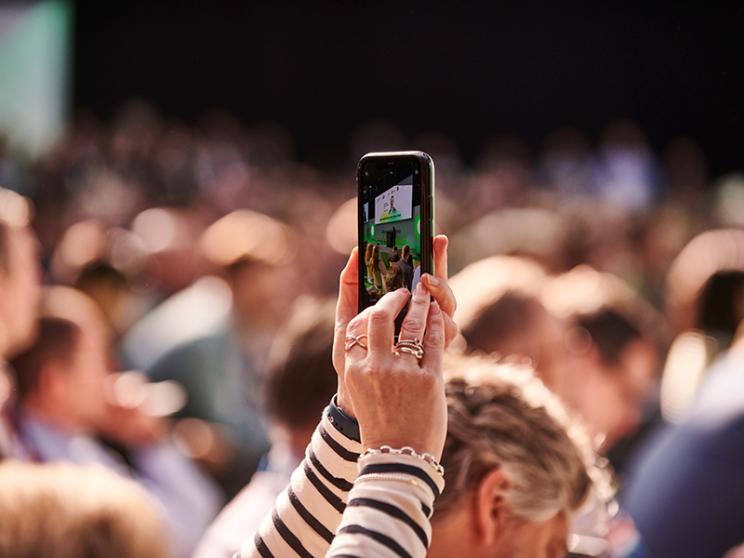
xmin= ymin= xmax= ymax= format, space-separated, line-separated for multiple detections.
xmin=335 ymin=387 xmax=356 ymax=418
xmin=329 ymin=394 xmax=360 ymax=442
xmin=361 ymin=437 xmax=442 ymax=460
xmin=360 ymin=445 xmax=444 ymax=477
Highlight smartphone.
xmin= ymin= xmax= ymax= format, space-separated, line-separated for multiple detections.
xmin=357 ymin=151 xmax=434 ymax=330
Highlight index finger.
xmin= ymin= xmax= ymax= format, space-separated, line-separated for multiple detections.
xmin=367 ymin=288 xmax=410 ymax=356
xmin=333 ymin=248 xmax=359 ymax=373
xmin=335 ymin=247 xmax=359 ymax=326
xmin=434 ymin=234 xmax=449 ymax=279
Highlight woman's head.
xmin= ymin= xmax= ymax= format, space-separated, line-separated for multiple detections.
xmin=0 ymin=461 xmax=167 ymax=558
xmin=364 ymin=242 xmax=375 ymax=263
xmin=540 ymin=265 xmax=662 ymax=448
xmin=386 ymin=262 xmax=404 ymax=291
xmin=430 ymin=357 xmax=608 ymax=558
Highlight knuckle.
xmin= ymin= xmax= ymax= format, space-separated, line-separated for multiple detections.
xmin=361 ymin=359 xmax=381 ymax=374
xmin=401 ymin=317 xmax=424 ymax=333
xmin=412 ymin=290 xmax=429 ymax=303
xmin=427 ymin=328 xmax=445 ymax=346
xmin=347 ymin=314 xmax=365 ymax=332
xmin=445 ymin=320 xmax=459 ymax=339
xmin=369 ymin=307 xmax=390 ymax=325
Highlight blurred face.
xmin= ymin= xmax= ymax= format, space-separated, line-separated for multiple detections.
xmin=488 ymin=308 xmax=573 ymax=394
xmin=58 ymin=330 xmax=109 ymax=427
xmin=572 ymin=339 xmax=658 ymax=448
xmin=230 ymin=262 xmax=296 ymax=330
xmin=0 ymin=227 xmax=42 ymax=356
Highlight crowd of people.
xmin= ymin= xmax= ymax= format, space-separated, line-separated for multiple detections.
xmin=365 ymin=242 xmax=417 ymax=294
xmin=0 ymin=103 xmax=743 ymax=557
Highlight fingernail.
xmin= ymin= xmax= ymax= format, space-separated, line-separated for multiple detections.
xmin=415 ymin=281 xmax=427 ymax=295
xmin=425 ymin=274 xmax=440 ymax=287
xmin=431 ymin=300 xmax=441 ymax=312
xmin=397 ymin=287 xmax=409 ymax=294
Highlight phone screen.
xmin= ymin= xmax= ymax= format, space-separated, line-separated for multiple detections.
xmin=358 ymin=154 xmax=430 ymax=313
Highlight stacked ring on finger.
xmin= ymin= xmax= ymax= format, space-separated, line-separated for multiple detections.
xmin=394 ymin=338 xmax=425 ymax=361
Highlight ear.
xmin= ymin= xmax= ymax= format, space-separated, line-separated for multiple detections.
xmin=473 ymin=467 xmax=511 ymax=547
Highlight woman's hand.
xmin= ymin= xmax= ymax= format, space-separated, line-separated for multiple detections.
xmin=343 ymin=283 xmax=447 ymax=459
xmin=332 ymin=235 xmax=458 ymax=418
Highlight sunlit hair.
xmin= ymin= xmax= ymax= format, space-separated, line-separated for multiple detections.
xmin=449 ymin=255 xmax=546 ymax=329
xmin=540 ymin=264 xmax=665 ymax=358
xmin=199 ymin=209 xmax=298 ymax=268
xmin=438 ymin=355 xmax=613 ymax=525
xmin=364 ymin=242 xmax=376 ymax=266
xmin=448 ymin=255 xmax=547 ymax=355
xmin=665 ymin=229 xmax=744 ymax=333
xmin=0 ymin=186 xmax=33 ymax=272
xmin=0 ymin=461 xmax=167 ymax=558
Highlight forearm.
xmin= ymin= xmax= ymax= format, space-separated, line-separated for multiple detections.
xmin=326 ymin=451 xmax=444 ymax=558
xmin=241 ymin=399 xmax=362 ymax=558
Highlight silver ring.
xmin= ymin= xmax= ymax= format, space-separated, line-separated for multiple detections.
xmin=345 ymin=334 xmax=368 ymax=352
xmin=395 ymin=338 xmax=425 ymax=361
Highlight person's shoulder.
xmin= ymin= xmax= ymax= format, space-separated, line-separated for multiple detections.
xmin=146 ymin=328 xmax=231 ymax=380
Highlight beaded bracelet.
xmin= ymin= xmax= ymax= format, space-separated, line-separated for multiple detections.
xmin=360 ymin=445 xmax=445 ymax=477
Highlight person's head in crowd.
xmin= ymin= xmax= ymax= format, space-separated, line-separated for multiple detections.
xmin=541 ymin=266 xmax=662 ymax=448
xmin=48 ymin=219 xmax=108 ymax=285
xmin=448 ymin=208 xmax=568 ymax=274
xmin=451 ymin=255 xmax=569 ymax=387
xmin=655 ymin=229 xmax=744 ymax=419
xmin=429 ymin=356 xmax=609 ymax=558
xmin=11 ymin=316 xmax=109 ymax=432
xmin=390 ymin=245 xmax=400 ymax=262
xmin=199 ymin=210 xmax=298 ymax=332
xmin=132 ymin=206 xmax=209 ymax=296
xmin=0 ymin=187 xmax=41 ymax=358
xmin=363 ymin=242 xmax=373 ymax=264
xmin=696 ymin=271 xmax=744 ymax=340
xmin=385 ymin=262 xmax=404 ymax=291
xmin=263 ymin=297 xmax=337 ymax=457
xmin=74 ymin=261 xmax=133 ymax=336
xmin=365 ymin=242 xmax=380 ymax=266
xmin=0 ymin=461 xmax=167 ymax=558
xmin=666 ymin=229 xmax=744 ymax=346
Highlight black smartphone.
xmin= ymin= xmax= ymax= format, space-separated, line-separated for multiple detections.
xmin=357 ymin=151 xmax=435 ymax=330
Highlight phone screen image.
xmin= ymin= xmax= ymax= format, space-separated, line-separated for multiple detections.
xmin=359 ymin=154 xmax=430 ymax=313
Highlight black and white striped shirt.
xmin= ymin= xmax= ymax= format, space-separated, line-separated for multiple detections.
xmin=239 ymin=400 xmax=444 ymax=558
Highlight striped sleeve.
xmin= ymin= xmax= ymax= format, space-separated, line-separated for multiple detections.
xmin=240 ymin=405 xmax=362 ymax=558
xmin=326 ymin=452 xmax=445 ymax=558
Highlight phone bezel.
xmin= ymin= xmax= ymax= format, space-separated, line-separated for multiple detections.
xmin=356 ymin=150 xmax=435 ymax=313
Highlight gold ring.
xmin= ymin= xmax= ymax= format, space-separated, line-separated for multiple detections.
xmin=395 ymin=338 xmax=425 ymax=361
xmin=345 ymin=334 xmax=368 ymax=352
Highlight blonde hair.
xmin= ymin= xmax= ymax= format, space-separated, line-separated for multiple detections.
xmin=0 ymin=461 xmax=168 ymax=558
xmin=439 ymin=355 xmax=613 ymax=524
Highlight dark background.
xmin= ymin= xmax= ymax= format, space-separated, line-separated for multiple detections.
xmin=74 ymin=2 xmax=744 ymax=174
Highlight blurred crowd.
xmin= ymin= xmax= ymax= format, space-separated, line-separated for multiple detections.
xmin=1 ymin=101 xmax=744 ymax=557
